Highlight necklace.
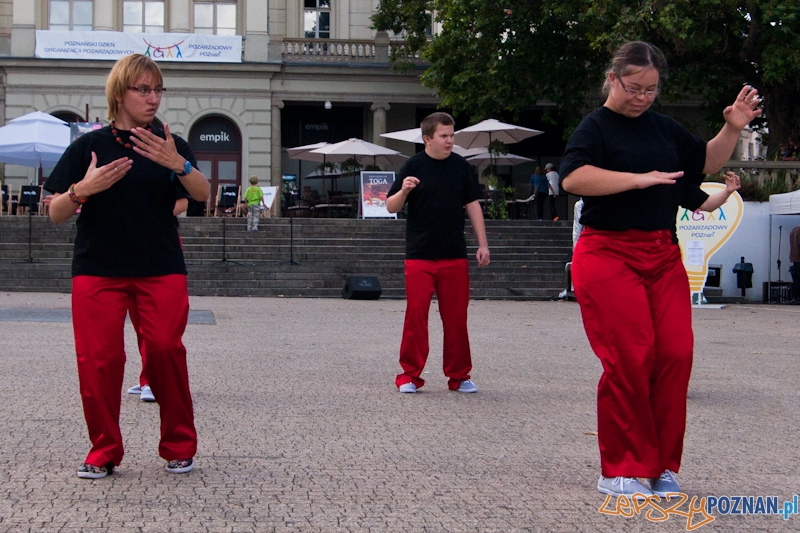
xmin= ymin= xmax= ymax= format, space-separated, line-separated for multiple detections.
xmin=111 ymin=121 xmax=152 ymax=149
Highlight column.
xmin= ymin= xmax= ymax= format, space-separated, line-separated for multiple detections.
xmin=271 ymin=100 xmax=284 ymax=187
xmin=10 ymin=0 xmax=36 ymax=57
xmin=94 ymin=0 xmax=115 ymax=31
xmin=169 ymin=0 xmax=191 ymax=33
xmin=244 ymin=0 xmax=269 ymax=62
xmin=371 ymin=102 xmax=390 ymax=147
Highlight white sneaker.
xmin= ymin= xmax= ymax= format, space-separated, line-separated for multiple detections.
xmin=398 ymin=383 xmax=417 ymax=393
xmin=456 ymin=379 xmax=478 ymax=393
xmin=597 ymin=475 xmax=653 ymax=500
xmin=127 ymin=385 xmax=142 ymax=395
xmin=650 ymin=470 xmax=681 ymax=497
xmin=140 ymin=385 xmax=155 ymax=402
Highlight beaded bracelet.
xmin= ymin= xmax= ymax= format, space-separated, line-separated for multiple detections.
xmin=68 ymin=184 xmax=87 ymax=205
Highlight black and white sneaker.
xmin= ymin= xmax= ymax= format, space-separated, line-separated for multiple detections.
xmin=77 ymin=462 xmax=114 ymax=479
xmin=166 ymin=458 xmax=194 ymax=474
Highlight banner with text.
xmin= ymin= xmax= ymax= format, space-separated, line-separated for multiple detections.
xmin=360 ymin=171 xmax=396 ymax=219
xmin=676 ymin=182 xmax=743 ymax=297
xmin=35 ymin=30 xmax=242 ymax=63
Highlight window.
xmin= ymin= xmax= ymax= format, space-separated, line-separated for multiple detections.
xmin=194 ymin=1 xmax=238 ymax=35
xmin=304 ymin=0 xmax=330 ymax=39
xmin=124 ymin=1 xmax=165 ymax=33
xmin=49 ymin=0 xmax=93 ymax=31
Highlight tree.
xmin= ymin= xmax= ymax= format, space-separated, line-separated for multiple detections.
xmin=373 ymin=1 xmax=800 ymax=157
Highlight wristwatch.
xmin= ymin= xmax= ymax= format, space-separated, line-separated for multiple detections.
xmin=176 ymin=160 xmax=192 ymax=177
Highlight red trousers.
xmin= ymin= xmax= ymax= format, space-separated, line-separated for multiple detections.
xmin=396 ymin=259 xmax=472 ymax=390
xmin=72 ymin=275 xmax=197 ymax=466
xmin=571 ymin=228 xmax=693 ymax=478
xmin=127 ymin=299 xmax=148 ymax=387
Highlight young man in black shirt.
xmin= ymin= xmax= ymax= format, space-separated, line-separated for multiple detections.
xmin=387 ymin=112 xmax=490 ymax=393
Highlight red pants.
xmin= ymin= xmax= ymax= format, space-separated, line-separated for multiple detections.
xmin=128 ymin=299 xmax=148 ymax=387
xmin=72 ymin=275 xmax=197 ymax=467
xmin=572 ymin=228 xmax=693 ymax=478
xmin=396 ymin=259 xmax=472 ymax=390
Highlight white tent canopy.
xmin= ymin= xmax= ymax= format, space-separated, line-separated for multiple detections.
xmin=769 ymin=189 xmax=800 ymax=214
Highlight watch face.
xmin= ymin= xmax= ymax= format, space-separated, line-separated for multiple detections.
xmin=184 ymin=161 xmax=192 ymax=174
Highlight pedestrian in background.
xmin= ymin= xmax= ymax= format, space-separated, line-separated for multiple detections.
xmin=528 ymin=165 xmax=549 ymax=220
xmin=790 ymin=225 xmax=800 ymax=303
xmin=244 ymin=175 xmax=266 ymax=232
xmin=545 ymin=163 xmax=560 ymax=220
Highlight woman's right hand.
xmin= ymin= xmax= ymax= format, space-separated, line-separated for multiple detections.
xmin=635 ymin=170 xmax=684 ymax=189
xmin=74 ymin=152 xmax=132 ymax=198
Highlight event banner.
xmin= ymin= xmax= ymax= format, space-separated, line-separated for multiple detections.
xmin=35 ymin=30 xmax=242 ymax=63
xmin=360 ymin=171 xmax=396 ymax=219
xmin=676 ymin=182 xmax=743 ymax=297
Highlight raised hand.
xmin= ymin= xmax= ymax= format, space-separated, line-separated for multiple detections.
xmin=723 ymin=85 xmax=763 ymax=131
xmin=130 ymin=122 xmax=184 ymax=172
xmin=78 ymin=152 xmax=132 ymax=197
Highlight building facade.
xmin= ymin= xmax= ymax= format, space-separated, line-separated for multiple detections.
xmin=0 ymin=0 xmax=441 ymax=203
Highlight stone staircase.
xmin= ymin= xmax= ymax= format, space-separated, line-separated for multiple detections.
xmin=0 ymin=215 xmax=573 ymax=299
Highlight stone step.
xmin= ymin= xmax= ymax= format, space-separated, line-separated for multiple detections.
xmin=0 ymin=217 xmax=574 ymax=300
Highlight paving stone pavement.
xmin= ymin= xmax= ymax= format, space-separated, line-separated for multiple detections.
xmin=0 ymin=292 xmax=798 ymax=533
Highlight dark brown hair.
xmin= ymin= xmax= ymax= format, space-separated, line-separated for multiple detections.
xmin=420 ymin=112 xmax=455 ymax=139
xmin=602 ymin=41 xmax=668 ymax=95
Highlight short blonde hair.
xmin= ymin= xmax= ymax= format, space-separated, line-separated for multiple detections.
xmin=105 ymin=54 xmax=164 ymax=120
xmin=249 ymin=175 xmax=259 ymax=185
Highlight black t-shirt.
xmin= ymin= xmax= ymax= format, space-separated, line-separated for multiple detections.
xmin=388 ymin=151 xmax=483 ymax=259
xmin=45 ymin=125 xmax=195 ymax=277
xmin=560 ymin=107 xmax=709 ymax=240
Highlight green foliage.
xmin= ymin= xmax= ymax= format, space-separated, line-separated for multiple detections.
xmin=485 ymin=183 xmax=516 ymax=220
xmin=339 ymin=157 xmax=362 ymax=175
xmin=372 ymin=1 xmax=800 ymax=151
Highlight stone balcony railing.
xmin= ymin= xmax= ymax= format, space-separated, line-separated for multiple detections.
xmin=281 ymin=32 xmax=424 ymax=64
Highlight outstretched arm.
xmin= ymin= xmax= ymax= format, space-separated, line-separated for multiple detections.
xmin=699 ymin=171 xmax=741 ymax=212
xmin=561 ymin=165 xmax=683 ymax=197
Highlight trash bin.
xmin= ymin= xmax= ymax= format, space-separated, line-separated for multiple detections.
xmin=732 ymin=256 xmax=753 ymax=297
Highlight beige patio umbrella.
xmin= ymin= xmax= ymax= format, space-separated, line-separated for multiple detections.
xmin=455 ymin=119 xmax=543 ymax=175
xmin=380 ymin=127 xmax=489 ymax=157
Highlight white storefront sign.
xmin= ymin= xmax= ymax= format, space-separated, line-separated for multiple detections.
xmin=35 ymin=31 xmax=242 ymax=63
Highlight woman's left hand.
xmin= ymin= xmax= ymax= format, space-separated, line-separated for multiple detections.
xmin=723 ymin=85 xmax=763 ymax=131
xmin=722 ymin=170 xmax=742 ymax=193
xmin=130 ymin=122 xmax=184 ymax=173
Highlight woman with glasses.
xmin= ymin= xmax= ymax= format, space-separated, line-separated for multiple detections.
xmin=560 ymin=41 xmax=761 ymax=499
xmin=45 ymin=53 xmax=209 ymax=479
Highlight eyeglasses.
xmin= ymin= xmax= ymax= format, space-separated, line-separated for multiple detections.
xmin=618 ymin=78 xmax=658 ymax=99
xmin=128 ymin=86 xmax=166 ymax=97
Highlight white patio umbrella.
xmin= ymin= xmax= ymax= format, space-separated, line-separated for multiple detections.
xmin=454 ymin=119 xmax=544 ymax=149
xmin=287 ymin=142 xmax=331 ymax=198
xmin=380 ymin=127 xmax=488 ymax=157
xmin=309 ymin=138 xmax=409 ymax=194
xmin=455 ymin=119 xmax=543 ymax=175
xmin=311 ymin=138 xmax=409 ymax=166
xmin=466 ymin=152 xmax=534 ymax=166
xmin=0 ymin=111 xmax=70 ymax=171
